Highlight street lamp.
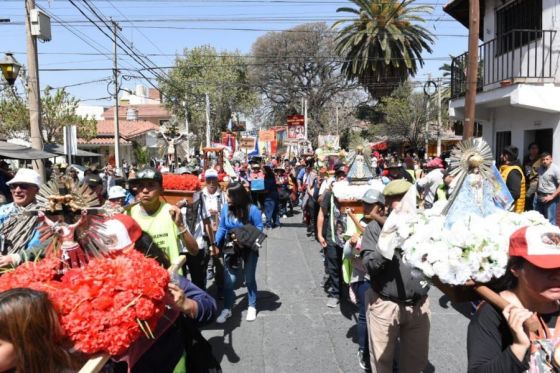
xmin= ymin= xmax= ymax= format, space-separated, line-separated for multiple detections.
xmin=0 ymin=52 xmax=21 ymax=86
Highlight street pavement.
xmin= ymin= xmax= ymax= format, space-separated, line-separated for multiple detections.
xmin=202 ymin=212 xmax=472 ymax=372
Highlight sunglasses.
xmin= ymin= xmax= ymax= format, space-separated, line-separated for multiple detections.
xmin=9 ymin=183 xmax=34 ymax=190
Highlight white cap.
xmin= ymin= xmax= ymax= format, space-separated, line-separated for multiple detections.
xmin=6 ymin=168 xmax=42 ymax=188
xmin=99 ymin=219 xmax=132 ymax=251
xmin=108 ymin=185 xmax=126 ymax=200
xmin=205 ymin=169 xmax=219 ymax=179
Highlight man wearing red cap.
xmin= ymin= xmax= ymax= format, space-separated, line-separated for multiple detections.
xmin=417 ymin=158 xmax=444 ymax=209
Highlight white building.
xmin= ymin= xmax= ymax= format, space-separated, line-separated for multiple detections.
xmin=444 ymin=0 xmax=560 ymax=164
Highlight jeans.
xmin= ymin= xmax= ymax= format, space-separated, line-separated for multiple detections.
xmin=352 ymin=280 xmax=371 ymax=354
xmin=325 ymin=242 xmax=343 ymax=299
xmin=224 ymin=251 xmax=259 ymax=310
xmin=535 ymin=195 xmax=558 ymax=225
xmin=264 ymin=197 xmax=279 ymax=228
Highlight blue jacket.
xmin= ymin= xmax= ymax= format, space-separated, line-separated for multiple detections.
xmin=215 ymin=204 xmax=263 ymax=246
xmin=177 ymin=275 xmax=217 ymax=326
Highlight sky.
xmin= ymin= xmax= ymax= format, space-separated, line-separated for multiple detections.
xmin=1 ymin=0 xmax=469 ymax=107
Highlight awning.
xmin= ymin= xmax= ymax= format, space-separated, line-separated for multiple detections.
xmin=44 ymin=143 xmax=101 ymax=157
xmin=0 ymin=141 xmax=57 ymax=160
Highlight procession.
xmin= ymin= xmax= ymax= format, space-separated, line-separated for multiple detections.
xmin=2 ymin=0 xmax=560 ymax=372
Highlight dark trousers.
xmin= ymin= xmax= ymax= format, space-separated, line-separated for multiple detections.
xmin=209 ymin=254 xmax=225 ymax=292
xmin=325 ymin=242 xmax=343 ymax=299
xmin=306 ymin=198 xmax=318 ymax=234
xmin=186 ymin=249 xmax=210 ymax=290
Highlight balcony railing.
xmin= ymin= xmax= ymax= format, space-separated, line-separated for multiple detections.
xmin=450 ymin=29 xmax=556 ymax=98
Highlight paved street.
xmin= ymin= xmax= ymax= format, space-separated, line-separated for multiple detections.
xmin=202 ymin=212 xmax=472 ymax=372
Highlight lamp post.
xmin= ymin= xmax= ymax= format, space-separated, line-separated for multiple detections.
xmin=0 ymin=52 xmax=21 ymax=86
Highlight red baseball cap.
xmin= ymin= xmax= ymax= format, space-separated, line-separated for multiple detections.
xmin=509 ymin=225 xmax=560 ymax=269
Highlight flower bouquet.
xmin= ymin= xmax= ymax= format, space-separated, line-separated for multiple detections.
xmin=0 ymin=249 xmax=170 ymax=356
xmin=161 ymin=174 xmax=201 ymax=205
xmin=395 ymin=206 xmax=550 ymax=285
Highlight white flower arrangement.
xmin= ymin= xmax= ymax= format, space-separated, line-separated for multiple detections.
xmin=332 ymin=179 xmax=384 ymax=201
xmin=398 ymin=208 xmax=551 ymax=285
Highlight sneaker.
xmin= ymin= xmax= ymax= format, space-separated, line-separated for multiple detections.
xmin=216 ymin=309 xmax=232 ymax=324
xmin=326 ymin=297 xmax=340 ymax=308
xmin=246 ymin=306 xmax=257 ymax=321
xmin=282 ymin=214 xmax=287 ymax=219
xmin=357 ymin=350 xmax=371 ymax=371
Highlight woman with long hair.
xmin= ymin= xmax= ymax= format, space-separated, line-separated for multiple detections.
xmin=213 ymin=182 xmax=263 ymax=323
xmin=0 ymin=288 xmax=77 ymax=373
xmin=468 ymin=225 xmax=560 ymax=372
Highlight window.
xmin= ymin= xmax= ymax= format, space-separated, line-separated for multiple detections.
xmin=496 ymin=0 xmax=542 ymax=54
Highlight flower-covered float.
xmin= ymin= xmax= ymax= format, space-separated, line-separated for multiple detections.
xmin=379 ymin=138 xmax=556 ymax=312
xmin=160 ymin=173 xmax=201 ymax=205
xmin=0 ymin=176 xmax=178 ymax=370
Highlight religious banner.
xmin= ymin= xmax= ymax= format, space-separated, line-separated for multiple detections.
xmin=239 ymin=137 xmax=256 ymax=150
xmin=287 ymin=115 xmax=305 ymax=139
xmin=221 ymin=132 xmax=237 ymax=152
xmin=259 ymin=130 xmax=275 ymax=142
xmin=318 ymin=135 xmax=340 ymax=150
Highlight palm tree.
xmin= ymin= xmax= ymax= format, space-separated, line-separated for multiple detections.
xmin=334 ymin=0 xmax=434 ymax=98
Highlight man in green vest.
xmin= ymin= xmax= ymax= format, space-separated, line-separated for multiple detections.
xmin=499 ymin=146 xmax=526 ymax=213
xmin=128 ymin=167 xmax=198 ymax=270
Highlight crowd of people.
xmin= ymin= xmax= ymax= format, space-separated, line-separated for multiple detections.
xmin=0 ymin=141 xmax=559 ymax=373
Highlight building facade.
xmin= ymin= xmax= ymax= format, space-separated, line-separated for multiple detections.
xmin=445 ymin=0 xmax=559 ymax=163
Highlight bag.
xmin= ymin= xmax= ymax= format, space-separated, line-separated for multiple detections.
xmin=250 ymin=179 xmax=265 ymax=191
xmin=279 ymin=189 xmax=290 ymax=202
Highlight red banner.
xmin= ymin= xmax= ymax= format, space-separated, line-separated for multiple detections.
xmin=287 ymin=115 xmax=305 ymax=139
xmin=221 ymin=132 xmax=237 ymax=152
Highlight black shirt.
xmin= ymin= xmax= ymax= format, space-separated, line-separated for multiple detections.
xmin=467 ymin=302 xmax=530 ymax=373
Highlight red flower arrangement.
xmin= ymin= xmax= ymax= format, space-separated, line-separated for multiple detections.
xmin=162 ymin=174 xmax=201 ymax=191
xmin=0 ymin=250 xmax=170 ymax=356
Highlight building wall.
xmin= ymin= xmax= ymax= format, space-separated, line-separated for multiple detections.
xmin=481 ymin=0 xmax=560 ymax=85
xmin=481 ymin=106 xmax=560 ymax=163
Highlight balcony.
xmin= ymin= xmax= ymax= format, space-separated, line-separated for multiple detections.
xmin=450 ymin=29 xmax=556 ymax=98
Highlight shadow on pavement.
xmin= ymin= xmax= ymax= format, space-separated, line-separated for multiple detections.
xmin=203 ymin=290 xmax=281 ymax=364
xmin=438 ymin=294 xmax=473 ymax=319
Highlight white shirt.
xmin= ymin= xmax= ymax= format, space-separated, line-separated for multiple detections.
xmin=193 ymin=187 xmax=226 ymax=249
xmin=417 ymin=168 xmax=444 ymax=206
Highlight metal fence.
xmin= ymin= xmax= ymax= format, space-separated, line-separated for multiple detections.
xmin=451 ymin=29 xmax=556 ymax=98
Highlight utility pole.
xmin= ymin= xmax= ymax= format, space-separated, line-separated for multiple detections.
xmin=184 ymin=102 xmax=190 ymax=157
xmin=424 ymin=74 xmax=431 ymax=160
xmin=304 ymin=98 xmax=308 ymax=141
xmin=437 ymin=78 xmax=442 ymax=155
xmin=25 ymin=0 xmax=44 ymax=177
xmin=335 ymin=106 xmax=339 ymax=136
xmin=112 ymin=19 xmax=122 ymax=172
xmin=463 ymin=0 xmax=480 ymax=139
xmin=205 ymin=93 xmax=211 ymax=147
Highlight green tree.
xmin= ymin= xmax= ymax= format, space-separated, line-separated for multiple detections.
xmin=377 ymin=82 xmax=434 ymax=149
xmin=249 ymin=22 xmax=359 ymax=142
xmin=41 ymin=87 xmax=97 ymax=143
xmin=0 ymin=87 xmax=96 ymax=143
xmin=158 ymin=45 xmax=257 ymax=147
xmin=333 ymin=0 xmax=434 ymax=99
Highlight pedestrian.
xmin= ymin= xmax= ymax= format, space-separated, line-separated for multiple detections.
xmin=417 ymin=157 xmax=445 ymax=209
xmin=317 ymin=164 xmax=347 ymax=308
xmin=263 ymin=165 xmax=280 ymax=229
xmin=214 ymin=182 xmax=264 ymax=323
xmin=467 ymin=225 xmax=560 ymax=372
xmin=0 ymin=169 xmax=43 ymax=267
xmin=361 ymin=179 xmax=431 ymax=373
xmin=186 ymin=168 xmax=226 ymax=291
xmin=128 ymin=167 xmax=198 ymax=270
xmin=343 ymin=189 xmax=386 ymax=371
xmin=248 ymin=161 xmax=265 ymax=210
xmin=499 ymin=146 xmax=526 ymax=213
xmin=535 ymin=152 xmax=560 ymax=225
xmin=103 ymin=185 xmax=127 ymax=214
xmin=275 ymin=166 xmax=290 ymax=219
xmin=384 ymin=159 xmax=415 ymax=184
xmin=523 ymin=143 xmax=541 ymax=211
xmin=84 ymin=173 xmax=106 ymax=205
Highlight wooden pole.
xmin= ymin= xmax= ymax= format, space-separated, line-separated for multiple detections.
xmin=463 ymin=0 xmax=479 ymax=139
